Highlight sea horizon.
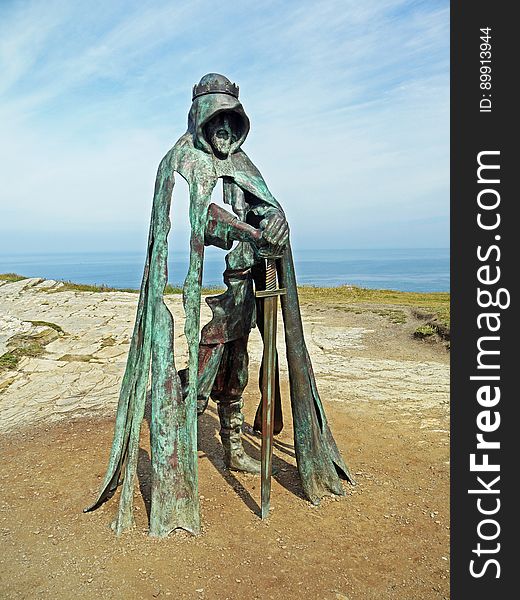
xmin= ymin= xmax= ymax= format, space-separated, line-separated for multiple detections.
xmin=0 ymin=247 xmax=450 ymax=293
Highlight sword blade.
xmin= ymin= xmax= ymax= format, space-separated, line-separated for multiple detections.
xmin=261 ymin=294 xmax=278 ymax=519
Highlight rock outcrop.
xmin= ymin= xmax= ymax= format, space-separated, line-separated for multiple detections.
xmin=0 ymin=278 xmax=449 ymax=433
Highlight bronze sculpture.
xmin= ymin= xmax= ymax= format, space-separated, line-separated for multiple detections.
xmin=86 ymin=73 xmax=354 ymax=537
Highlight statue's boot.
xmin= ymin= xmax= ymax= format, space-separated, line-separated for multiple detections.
xmin=218 ymin=398 xmax=261 ymax=474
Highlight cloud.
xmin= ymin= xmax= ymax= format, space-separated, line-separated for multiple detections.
xmin=0 ymin=0 xmax=448 ymax=252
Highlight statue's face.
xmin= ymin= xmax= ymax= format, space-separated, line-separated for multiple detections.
xmin=205 ymin=113 xmax=235 ymax=158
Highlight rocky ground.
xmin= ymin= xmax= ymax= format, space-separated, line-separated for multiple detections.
xmin=0 ymin=277 xmax=450 ymax=600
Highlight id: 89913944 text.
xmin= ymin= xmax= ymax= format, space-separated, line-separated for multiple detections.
xmin=479 ymin=27 xmax=492 ymax=113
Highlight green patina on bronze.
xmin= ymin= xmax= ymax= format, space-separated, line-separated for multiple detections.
xmin=86 ymin=74 xmax=354 ymax=537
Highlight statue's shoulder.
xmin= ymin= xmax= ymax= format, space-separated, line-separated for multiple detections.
xmin=232 ymin=149 xmax=261 ymax=177
xmin=170 ymin=133 xmax=194 ymax=169
xmin=232 ymin=150 xmax=281 ymax=209
xmin=158 ymin=133 xmax=213 ymax=183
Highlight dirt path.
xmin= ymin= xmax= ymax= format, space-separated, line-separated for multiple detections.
xmin=0 ymin=279 xmax=449 ymax=599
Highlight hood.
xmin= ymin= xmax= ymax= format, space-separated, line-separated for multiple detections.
xmin=187 ymin=92 xmax=250 ymax=156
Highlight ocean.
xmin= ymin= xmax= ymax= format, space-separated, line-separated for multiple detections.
xmin=0 ymin=248 xmax=449 ymax=293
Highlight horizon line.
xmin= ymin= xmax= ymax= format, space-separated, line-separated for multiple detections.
xmin=0 ymin=247 xmax=451 ymax=256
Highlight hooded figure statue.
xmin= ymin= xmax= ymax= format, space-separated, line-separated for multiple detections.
xmin=85 ymin=73 xmax=354 ymax=537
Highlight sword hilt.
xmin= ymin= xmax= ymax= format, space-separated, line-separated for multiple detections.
xmin=256 ymin=258 xmax=286 ymax=298
xmin=265 ymin=258 xmax=277 ymax=291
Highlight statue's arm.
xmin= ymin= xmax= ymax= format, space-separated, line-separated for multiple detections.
xmin=204 ymin=202 xmax=262 ymax=250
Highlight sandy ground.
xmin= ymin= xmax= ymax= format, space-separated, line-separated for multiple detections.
xmin=0 ymin=278 xmax=449 ymax=599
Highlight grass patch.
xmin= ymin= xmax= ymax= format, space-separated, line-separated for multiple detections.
xmin=412 ymin=309 xmax=450 ymax=342
xmin=298 ymin=285 xmax=450 ymax=330
xmin=58 ymin=354 xmax=95 ymax=363
xmin=373 ymin=308 xmax=407 ymax=324
xmin=0 ymin=352 xmax=20 ymax=370
xmin=164 ymin=284 xmax=225 ymax=295
xmin=100 ymin=336 xmax=117 ymax=347
xmin=0 ymin=341 xmax=45 ymax=372
xmin=56 ymin=281 xmax=138 ymax=293
xmin=54 ymin=281 xmax=224 ymax=295
xmin=164 ymin=284 xmax=182 ymax=294
xmin=413 ymin=306 xmax=450 ymax=332
xmin=28 ymin=320 xmax=64 ymax=333
xmin=0 ymin=273 xmax=27 ymax=282
xmin=0 ymin=374 xmax=17 ymax=393
xmin=341 ymin=306 xmax=407 ymax=324
xmin=0 ymin=324 xmax=63 ymax=375
xmin=297 ymin=284 xmax=449 ymax=307
xmin=414 ymin=324 xmax=437 ymax=339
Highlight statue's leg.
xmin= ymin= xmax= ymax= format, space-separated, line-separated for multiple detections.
xmin=179 ymin=343 xmax=224 ymax=414
xmin=211 ymin=336 xmax=261 ymax=474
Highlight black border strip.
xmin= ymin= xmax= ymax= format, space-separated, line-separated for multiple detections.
xmin=451 ymin=2 xmax=515 ymax=597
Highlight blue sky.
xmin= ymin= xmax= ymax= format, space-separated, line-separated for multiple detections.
xmin=0 ymin=0 xmax=449 ymax=253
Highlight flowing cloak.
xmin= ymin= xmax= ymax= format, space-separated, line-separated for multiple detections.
xmin=85 ymin=91 xmax=354 ymax=537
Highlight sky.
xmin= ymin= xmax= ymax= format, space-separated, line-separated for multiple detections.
xmin=0 ymin=0 xmax=449 ymax=254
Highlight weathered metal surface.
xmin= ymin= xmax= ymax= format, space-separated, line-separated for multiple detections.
xmin=255 ymin=288 xmax=286 ymax=298
xmin=260 ymin=294 xmax=276 ymax=518
xmin=278 ymin=248 xmax=355 ymax=501
xmin=257 ymin=258 xmax=285 ymax=519
xmin=86 ymin=73 xmax=353 ymax=537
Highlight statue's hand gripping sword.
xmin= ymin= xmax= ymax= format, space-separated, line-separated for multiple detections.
xmin=256 ymin=257 xmax=286 ymax=519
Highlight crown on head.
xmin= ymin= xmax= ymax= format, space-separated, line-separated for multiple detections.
xmin=192 ymin=76 xmax=239 ymax=101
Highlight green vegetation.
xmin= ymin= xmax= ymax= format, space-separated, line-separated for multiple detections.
xmin=28 ymin=320 xmax=64 ymax=333
xmin=0 ymin=273 xmax=26 ymax=282
xmin=56 ymin=281 xmax=138 ymax=293
xmin=0 ymin=324 xmax=63 ymax=375
xmin=298 ymin=285 xmax=450 ymax=330
xmin=164 ymin=284 xmax=182 ymax=294
xmin=334 ymin=304 xmax=406 ymax=325
xmin=53 ymin=281 xmax=224 ymax=295
xmin=0 ymin=341 xmax=45 ymax=371
xmin=414 ymin=324 xmax=437 ymax=338
xmin=297 ymin=284 xmax=449 ymax=309
xmin=58 ymin=354 xmax=95 ymax=363
xmin=376 ymin=308 xmax=407 ymax=324
xmin=0 ymin=352 xmax=20 ymax=370
xmin=339 ymin=306 xmax=407 ymax=324
xmin=100 ymin=336 xmax=117 ymax=347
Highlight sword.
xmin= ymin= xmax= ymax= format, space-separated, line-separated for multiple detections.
xmin=256 ymin=257 xmax=286 ymax=519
